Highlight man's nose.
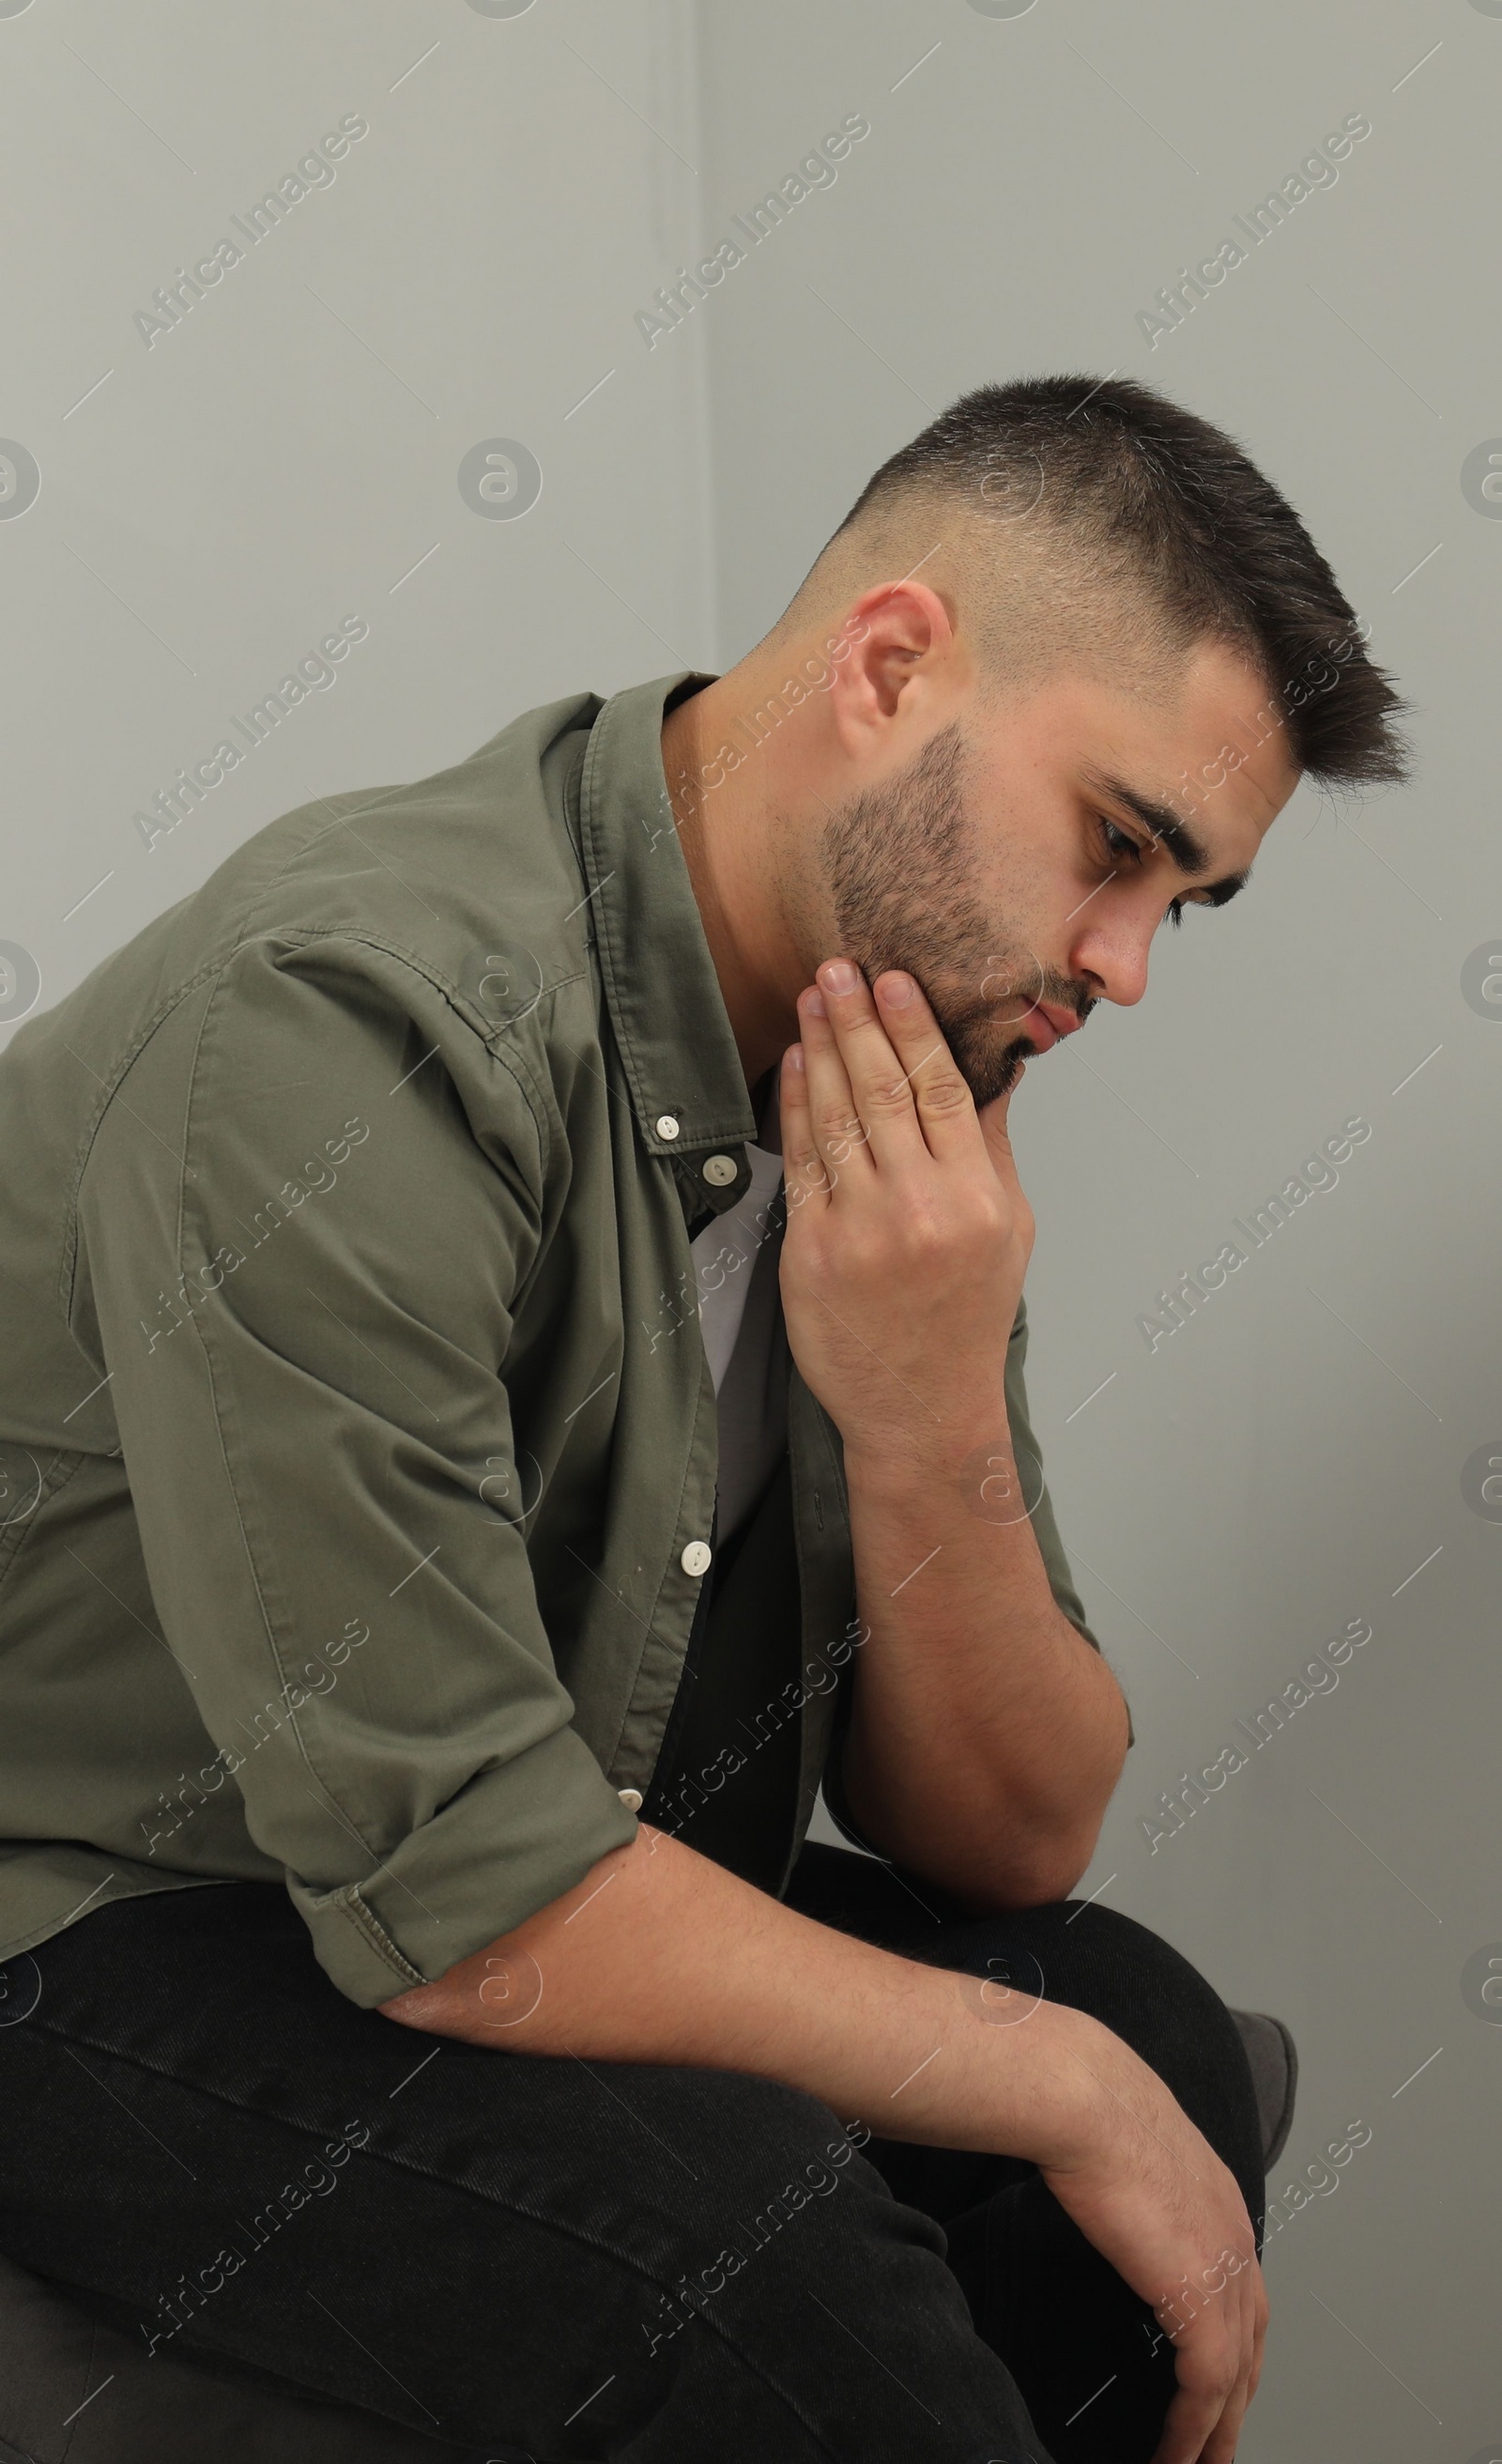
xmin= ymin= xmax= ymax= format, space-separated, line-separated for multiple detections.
xmin=1073 ymin=928 xmax=1152 ymax=1009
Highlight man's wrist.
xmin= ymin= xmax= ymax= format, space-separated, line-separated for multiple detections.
xmin=840 ymin=1400 xmax=1018 ymax=1505
xmin=964 ymin=1989 xmax=1115 ymax=2167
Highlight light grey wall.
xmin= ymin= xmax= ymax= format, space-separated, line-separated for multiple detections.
xmin=4 ymin=3 xmax=1497 ymax=2456
xmin=693 ymin=3 xmax=1501 ymax=2456
xmin=0 ymin=0 xmax=717 ymax=1042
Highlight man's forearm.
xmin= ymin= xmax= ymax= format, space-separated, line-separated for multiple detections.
xmin=838 ymin=1419 xmax=1130 ymax=1909
xmin=379 ymin=1824 xmax=1101 ymax=2168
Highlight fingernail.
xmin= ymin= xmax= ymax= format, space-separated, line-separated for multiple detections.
xmin=801 ymin=987 xmax=827 ymax=1019
xmin=877 ymin=972 xmax=915 ymax=1008
xmin=785 ymin=1042 xmax=805 ymax=1071
xmin=819 ymin=959 xmax=859 ymax=995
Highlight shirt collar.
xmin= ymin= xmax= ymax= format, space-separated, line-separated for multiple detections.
xmin=575 ymin=670 xmax=759 ymax=1164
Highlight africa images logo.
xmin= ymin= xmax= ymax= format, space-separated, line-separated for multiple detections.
xmin=131 ymin=116 xmax=370 ymax=348
xmin=634 ymin=116 xmax=871 ymax=349
xmin=1135 ymin=114 xmax=1372 ymax=349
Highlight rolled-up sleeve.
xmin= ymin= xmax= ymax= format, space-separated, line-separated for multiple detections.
xmin=76 ymin=935 xmax=636 ymax=2007
xmin=1003 ymin=1299 xmax=1100 ymax=1651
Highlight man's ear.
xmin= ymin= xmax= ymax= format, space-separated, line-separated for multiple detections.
xmin=825 ymin=580 xmax=958 ymax=750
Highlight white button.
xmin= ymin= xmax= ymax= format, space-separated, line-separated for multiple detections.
xmin=701 ymin=1153 xmax=739 ymax=1187
xmin=680 ymin=1540 xmax=713 ymax=1578
xmin=618 ymin=1787 xmax=643 ymax=1811
xmin=655 ymin=1113 xmax=681 ymax=1141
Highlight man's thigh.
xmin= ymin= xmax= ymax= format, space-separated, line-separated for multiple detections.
xmin=0 ymin=1883 xmax=1050 ymax=2463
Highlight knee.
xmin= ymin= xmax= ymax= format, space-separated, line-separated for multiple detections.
xmin=918 ymin=1900 xmax=1259 ymax=2160
xmin=1031 ymin=1902 xmax=1263 ymax=2198
xmin=955 ymin=1897 xmax=1236 ymax=2051
xmin=1057 ymin=1902 xmax=1243 ymax=2065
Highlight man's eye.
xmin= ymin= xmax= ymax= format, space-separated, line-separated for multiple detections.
xmin=1098 ymin=817 xmax=1146 ymax=866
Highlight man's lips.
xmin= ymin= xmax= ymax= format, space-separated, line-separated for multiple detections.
xmin=1018 ymin=1000 xmax=1084 ymax=1054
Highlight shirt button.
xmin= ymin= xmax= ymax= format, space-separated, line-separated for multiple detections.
xmin=701 ymin=1153 xmax=739 ymax=1188
xmin=655 ymin=1113 xmax=682 ymax=1141
xmin=618 ymin=1788 xmax=643 ymax=1812
xmin=680 ymin=1540 xmax=713 ymax=1578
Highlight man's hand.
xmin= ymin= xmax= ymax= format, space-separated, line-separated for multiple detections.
xmin=777 ymin=958 xmax=1033 ymax=1468
xmin=778 ymin=951 xmax=1126 ymax=1909
xmin=1038 ymin=2012 xmax=1268 ymax=2464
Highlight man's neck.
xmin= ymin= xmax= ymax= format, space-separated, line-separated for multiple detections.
xmin=660 ymin=667 xmax=808 ymax=1098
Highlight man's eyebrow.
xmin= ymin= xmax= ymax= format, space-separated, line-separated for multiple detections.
xmin=1084 ymin=768 xmax=1250 ymax=905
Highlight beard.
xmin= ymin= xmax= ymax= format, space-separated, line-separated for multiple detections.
xmin=817 ymin=719 xmax=1093 ymax=1108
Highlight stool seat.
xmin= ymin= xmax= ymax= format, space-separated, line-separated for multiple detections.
xmin=0 ymin=2251 xmax=447 ymax=2462
xmin=1231 ymin=2006 xmax=1299 ymax=2171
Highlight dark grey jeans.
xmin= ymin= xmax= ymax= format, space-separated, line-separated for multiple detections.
xmin=0 ymin=1846 xmax=1263 ymax=2462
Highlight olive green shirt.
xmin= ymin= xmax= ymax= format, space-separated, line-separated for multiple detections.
xmin=0 ymin=670 xmax=1099 ymax=2009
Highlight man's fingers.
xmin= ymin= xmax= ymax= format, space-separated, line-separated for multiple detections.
xmin=1149 ymin=2301 xmax=1257 ymax=2464
xmin=1247 ymin=2282 xmax=1268 ymax=2402
xmin=1201 ymin=2376 xmax=1253 ymax=2464
xmin=788 ymin=959 xmax=1034 ymax=1220
xmin=805 ymin=961 xmax=923 ymax=1166
xmin=798 ymin=980 xmax=878 ymax=1180
xmin=778 ymin=1040 xmax=833 ymax=1210
xmin=1149 ymin=2379 xmax=1219 ymax=2464
xmin=866 ymin=968 xmax=982 ymax=1159
xmin=1150 ymin=2354 xmax=1240 ymax=2464
xmin=810 ymin=959 xmax=974 ymax=1165
xmin=1200 ymin=2287 xmax=1256 ymax=2462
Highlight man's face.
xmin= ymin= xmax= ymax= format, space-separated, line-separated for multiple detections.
xmin=818 ymin=639 xmax=1298 ymax=1107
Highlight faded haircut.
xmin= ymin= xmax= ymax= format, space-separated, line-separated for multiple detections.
xmin=777 ymin=375 xmax=1409 ymax=792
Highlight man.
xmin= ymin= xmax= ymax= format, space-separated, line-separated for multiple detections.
xmin=0 ymin=377 xmax=1405 ymax=2462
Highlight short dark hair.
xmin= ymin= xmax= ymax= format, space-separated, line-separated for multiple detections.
xmin=826 ymin=375 xmax=1409 ymax=790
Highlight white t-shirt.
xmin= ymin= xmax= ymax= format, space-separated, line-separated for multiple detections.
xmin=689 ymin=1077 xmax=788 ymax=1545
